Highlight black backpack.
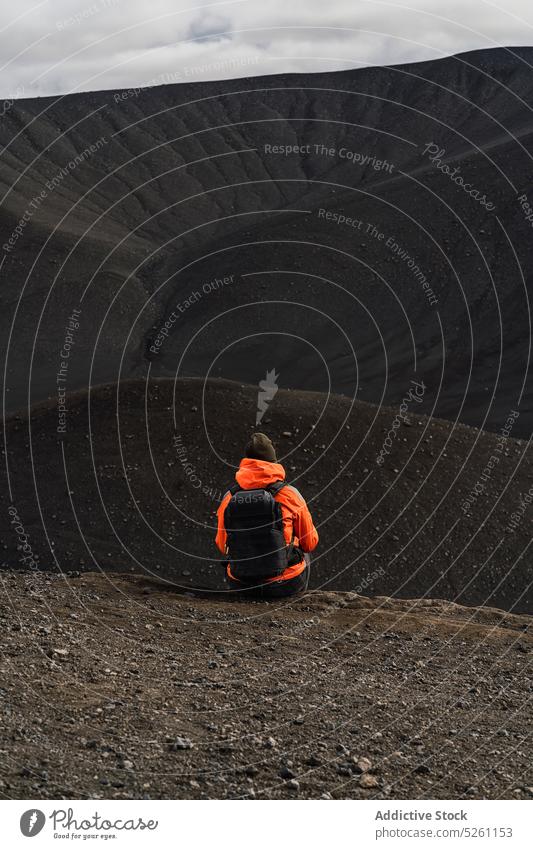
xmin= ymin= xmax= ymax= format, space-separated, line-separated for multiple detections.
xmin=224 ymin=481 xmax=294 ymax=581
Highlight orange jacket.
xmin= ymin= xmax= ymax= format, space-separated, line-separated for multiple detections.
xmin=216 ymin=458 xmax=319 ymax=582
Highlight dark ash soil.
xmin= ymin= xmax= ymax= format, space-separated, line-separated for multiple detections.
xmin=0 ymin=572 xmax=531 ymax=800
xmin=2 ymin=378 xmax=531 ymax=612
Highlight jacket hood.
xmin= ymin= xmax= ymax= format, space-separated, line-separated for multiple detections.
xmin=235 ymin=457 xmax=286 ymax=490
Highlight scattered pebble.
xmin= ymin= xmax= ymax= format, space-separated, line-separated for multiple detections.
xmin=359 ymin=774 xmax=379 ymax=789
xmin=168 ymin=737 xmax=193 ymax=751
xmin=280 ymin=766 xmax=295 ymax=780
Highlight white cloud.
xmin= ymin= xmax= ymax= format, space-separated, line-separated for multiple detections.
xmin=1 ymin=0 xmax=533 ymax=99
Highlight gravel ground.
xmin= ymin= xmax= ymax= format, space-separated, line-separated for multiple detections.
xmin=0 ymin=571 xmax=531 ymax=800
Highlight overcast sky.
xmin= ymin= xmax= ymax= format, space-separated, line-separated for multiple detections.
xmin=2 ymin=0 xmax=533 ymax=99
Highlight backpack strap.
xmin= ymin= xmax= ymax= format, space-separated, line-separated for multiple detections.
xmin=266 ymin=481 xmax=287 ymax=496
xmin=267 ymin=481 xmax=296 ymax=562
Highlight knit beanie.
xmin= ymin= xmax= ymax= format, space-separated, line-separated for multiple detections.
xmin=244 ymin=432 xmax=277 ymax=463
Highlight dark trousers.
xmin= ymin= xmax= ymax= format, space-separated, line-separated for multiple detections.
xmin=227 ymin=555 xmax=310 ymax=599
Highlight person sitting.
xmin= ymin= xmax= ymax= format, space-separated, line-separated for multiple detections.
xmin=215 ymin=433 xmax=318 ymax=598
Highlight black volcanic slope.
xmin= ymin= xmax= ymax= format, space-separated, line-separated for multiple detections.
xmin=0 ymin=47 xmax=533 ymax=435
xmin=1 ymin=378 xmax=531 ymax=613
